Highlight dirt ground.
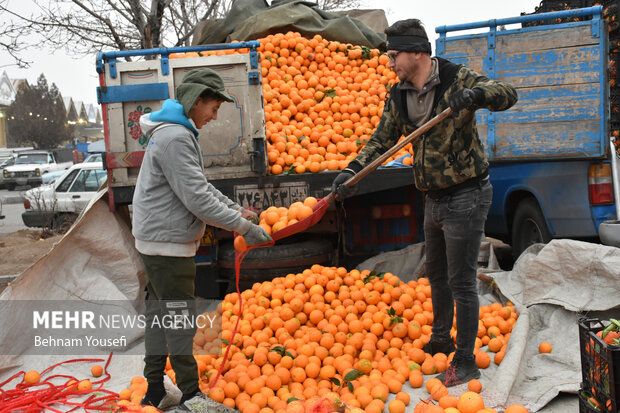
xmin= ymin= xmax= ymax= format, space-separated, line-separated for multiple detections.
xmin=0 ymin=229 xmax=63 ymax=276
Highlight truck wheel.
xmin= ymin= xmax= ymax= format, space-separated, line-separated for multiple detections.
xmin=217 ymin=235 xmax=334 ymax=294
xmin=511 ymin=198 xmax=551 ymax=259
xmin=6 ymin=183 xmax=15 ymax=191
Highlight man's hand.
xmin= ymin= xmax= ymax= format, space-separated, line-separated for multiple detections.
xmin=449 ymin=88 xmax=485 ymax=113
xmin=238 ymin=207 xmax=259 ymax=224
xmin=243 ymin=223 xmax=273 ymax=246
xmin=331 ymin=169 xmax=356 ymax=200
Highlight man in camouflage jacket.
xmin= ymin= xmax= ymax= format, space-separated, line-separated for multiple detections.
xmin=332 ymin=18 xmax=517 ymax=386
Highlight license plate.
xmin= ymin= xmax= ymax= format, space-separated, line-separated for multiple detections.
xmin=234 ymin=182 xmax=309 ymax=209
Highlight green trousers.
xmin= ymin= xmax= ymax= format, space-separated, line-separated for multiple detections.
xmin=140 ymin=253 xmax=199 ymax=395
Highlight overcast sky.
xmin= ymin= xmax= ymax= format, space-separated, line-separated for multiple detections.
xmin=0 ymin=0 xmax=542 ymax=105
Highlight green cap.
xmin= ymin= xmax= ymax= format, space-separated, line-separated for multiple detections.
xmin=176 ymin=68 xmax=234 ymax=117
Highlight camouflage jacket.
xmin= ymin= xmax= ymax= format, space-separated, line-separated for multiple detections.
xmin=348 ymin=58 xmax=518 ymax=191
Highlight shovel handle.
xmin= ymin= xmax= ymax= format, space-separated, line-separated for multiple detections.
xmin=343 ymin=107 xmax=453 ymax=187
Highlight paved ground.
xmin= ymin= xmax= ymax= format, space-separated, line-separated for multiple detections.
xmin=0 ymin=201 xmax=28 ymax=234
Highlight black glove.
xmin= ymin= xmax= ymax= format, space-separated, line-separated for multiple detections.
xmin=243 ymin=223 xmax=273 ymax=246
xmin=331 ymin=169 xmax=357 ymax=200
xmin=449 ymin=88 xmax=485 ymax=113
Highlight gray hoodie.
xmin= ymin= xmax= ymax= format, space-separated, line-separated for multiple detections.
xmin=132 ymin=100 xmax=249 ymax=256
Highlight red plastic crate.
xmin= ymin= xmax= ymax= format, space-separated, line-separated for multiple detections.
xmin=578 ymin=318 xmax=620 ymax=413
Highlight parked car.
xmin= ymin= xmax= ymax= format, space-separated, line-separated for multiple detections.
xmin=3 ymin=149 xmax=74 ymax=190
xmin=41 ymin=169 xmax=68 ymax=185
xmin=0 ymin=156 xmax=16 ymax=189
xmin=84 ymin=153 xmax=103 ymax=163
xmin=22 ymin=162 xmax=107 ymax=230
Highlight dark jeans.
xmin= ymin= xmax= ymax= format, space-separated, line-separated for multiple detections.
xmin=139 ymin=253 xmax=199 ymax=395
xmin=424 ymin=180 xmax=492 ymax=359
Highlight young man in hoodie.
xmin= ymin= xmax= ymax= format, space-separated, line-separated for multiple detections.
xmin=332 ymin=19 xmax=517 ymax=386
xmin=132 ymin=68 xmax=272 ymax=407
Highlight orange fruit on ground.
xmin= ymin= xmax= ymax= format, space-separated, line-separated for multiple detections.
xmin=357 ymin=358 xmax=372 ymax=374
xmin=475 ymin=351 xmax=491 ymax=368
xmin=234 ymin=235 xmax=248 ymax=251
xmin=468 ymin=378 xmax=482 ymax=393
xmin=505 ymin=404 xmax=529 ymax=413
xmin=388 ymin=399 xmax=406 ymax=413
xmin=118 ymin=388 xmax=132 ymax=400
xmin=91 ymin=365 xmax=103 ymax=378
xmin=208 ymin=387 xmax=226 ymax=403
xmin=78 ymin=379 xmax=92 ymax=391
xmin=495 ymin=350 xmax=506 ymax=365
xmin=438 ymin=394 xmax=458 ymax=409
xmin=539 ymin=341 xmax=552 ymax=353
xmin=395 ymin=391 xmax=410 ymax=405
xmin=430 ymin=384 xmax=448 ymax=401
xmin=24 ymin=370 xmax=40 ymax=384
xmin=457 ymin=391 xmax=485 ymax=413
xmin=487 ymin=337 xmax=504 ymax=352
xmin=223 ymin=381 xmax=240 ymax=398
xmin=408 ymin=369 xmax=423 ymax=388
xmin=421 ymin=358 xmax=437 ymax=375
xmin=425 ymin=377 xmax=442 ymax=393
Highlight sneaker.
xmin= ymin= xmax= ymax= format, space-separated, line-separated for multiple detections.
xmin=180 ymin=388 xmax=202 ymax=404
xmin=177 ymin=390 xmax=205 ymax=412
xmin=437 ymin=355 xmax=480 ymax=387
xmin=423 ymin=338 xmax=456 ymax=356
xmin=141 ymin=381 xmax=166 ymax=407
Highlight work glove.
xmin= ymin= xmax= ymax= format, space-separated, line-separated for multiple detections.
xmin=243 ymin=223 xmax=273 ymax=246
xmin=237 ymin=206 xmax=259 ymax=224
xmin=449 ymin=87 xmax=485 ymax=113
xmin=331 ymin=169 xmax=357 ymax=200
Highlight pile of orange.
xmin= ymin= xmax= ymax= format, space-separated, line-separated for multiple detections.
xmin=170 ymin=32 xmax=415 ymax=175
xmin=475 ymin=302 xmax=519 ymax=367
xmin=257 ymin=196 xmax=318 ymax=235
xmin=148 ymin=264 xmax=524 ymax=413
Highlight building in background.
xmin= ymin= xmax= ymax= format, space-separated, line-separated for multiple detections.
xmin=0 ymin=71 xmax=103 ymax=148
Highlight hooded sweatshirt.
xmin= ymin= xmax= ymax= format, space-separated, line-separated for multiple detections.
xmin=132 ymin=99 xmax=250 ymax=257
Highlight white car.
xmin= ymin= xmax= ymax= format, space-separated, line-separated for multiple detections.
xmin=22 ymin=162 xmax=107 ymax=230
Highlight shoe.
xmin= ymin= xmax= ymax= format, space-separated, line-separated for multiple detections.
xmin=180 ymin=388 xmax=202 ymax=404
xmin=141 ymin=381 xmax=166 ymax=407
xmin=177 ymin=389 xmax=204 ymax=411
xmin=437 ymin=355 xmax=480 ymax=387
xmin=423 ymin=338 xmax=456 ymax=356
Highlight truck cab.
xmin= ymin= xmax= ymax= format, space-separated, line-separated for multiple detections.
xmin=3 ymin=149 xmax=74 ymax=190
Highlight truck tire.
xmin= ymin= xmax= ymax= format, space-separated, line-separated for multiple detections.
xmin=511 ymin=198 xmax=551 ymax=259
xmin=218 ymin=235 xmax=334 ymax=294
xmin=6 ymin=183 xmax=15 ymax=191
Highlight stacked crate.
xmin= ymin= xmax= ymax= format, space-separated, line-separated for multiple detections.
xmin=578 ymin=319 xmax=620 ymax=413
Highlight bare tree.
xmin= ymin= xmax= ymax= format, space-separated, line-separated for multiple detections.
xmin=0 ymin=0 xmax=363 ymax=65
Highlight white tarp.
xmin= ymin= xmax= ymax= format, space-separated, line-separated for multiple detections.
xmin=0 ymin=191 xmax=148 ymax=399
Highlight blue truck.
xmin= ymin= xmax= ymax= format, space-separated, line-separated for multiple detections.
xmin=98 ymin=7 xmax=619 ymax=297
xmin=437 ymin=6 xmax=620 ymax=256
